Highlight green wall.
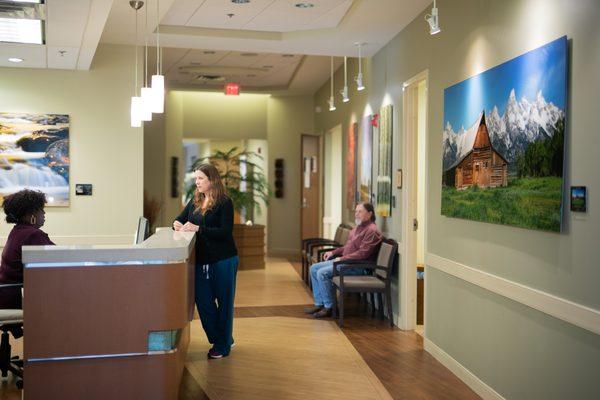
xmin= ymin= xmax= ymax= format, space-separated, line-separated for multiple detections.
xmin=314 ymin=0 xmax=600 ymax=398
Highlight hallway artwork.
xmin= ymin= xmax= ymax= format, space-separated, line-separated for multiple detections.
xmin=358 ymin=114 xmax=373 ymax=203
xmin=346 ymin=122 xmax=358 ymax=210
xmin=441 ymin=36 xmax=567 ymax=232
xmin=376 ymin=105 xmax=393 ymax=217
xmin=0 ymin=113 xmax=70 ymax=206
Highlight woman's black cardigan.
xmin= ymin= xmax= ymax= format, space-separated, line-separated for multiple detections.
xmin=174 ymin=197 xmax=238 ymax=265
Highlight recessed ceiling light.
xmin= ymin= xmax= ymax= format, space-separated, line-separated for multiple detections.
xmin=262 ymin=65 xmax=273 ymax=68
xmin=240 ymin=53 xmax=258 ymax=57
xmin=295 ymin=2 xmax=314 ymax=8
xmin=0 ymin=17 xmax=44 ymax=44
xmin=203 ymin=51 xmax=216 ymax=55
xmin=282 ymin=54 xmax=294 ymax=58
xmin=231 ymin=0 xmax=250 ymax=4
xmin=8 ymin=57 xmax=24 ymax=63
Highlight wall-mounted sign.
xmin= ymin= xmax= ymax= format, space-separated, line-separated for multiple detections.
xmin=570 ymin=186 xmax=587 ymax=212
xmin=75 ymin=184 xmax=92 ymax=196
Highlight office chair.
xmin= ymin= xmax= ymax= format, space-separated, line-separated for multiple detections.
xmin=0 ymin=283 xmax=24 ymax=389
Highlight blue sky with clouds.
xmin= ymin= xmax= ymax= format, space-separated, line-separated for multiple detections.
xmin=443 ymin=36 xmax=567 ymax=131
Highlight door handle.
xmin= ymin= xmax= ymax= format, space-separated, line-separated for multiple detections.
xmin=302 ymin=198 xmax=308 ymax=208
xmin=413 ymin=218 xmax=418 ymax=231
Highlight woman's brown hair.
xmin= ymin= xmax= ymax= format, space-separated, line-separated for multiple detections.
xmin=193 ymin=163 xmax=227 ymax=214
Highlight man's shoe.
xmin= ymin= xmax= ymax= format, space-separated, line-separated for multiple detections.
xmin=313 ymin=308 xmax=332 ymax=318
xmin=304 ymin=305 xmax=323 ymax=314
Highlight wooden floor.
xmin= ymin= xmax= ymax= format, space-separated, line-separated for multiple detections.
xmin=1 ymin=257 xmax=480 ymax=400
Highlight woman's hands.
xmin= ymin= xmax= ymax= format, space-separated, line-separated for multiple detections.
xmin=181 ymin=222 xmax=200 ymax=232
xmin=173 ymin=220 xmax=183 ymax=231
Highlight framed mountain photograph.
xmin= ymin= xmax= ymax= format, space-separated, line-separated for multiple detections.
xmin=441 ymin=36 xmax=567 ymax=232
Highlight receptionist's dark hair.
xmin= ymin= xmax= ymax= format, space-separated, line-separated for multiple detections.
xmin=2 ymin=189 xmax=47 ymax=224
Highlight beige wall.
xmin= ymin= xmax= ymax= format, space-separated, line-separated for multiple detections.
xmin=180 ymin=92 xmax=268 ymax=140
xmin=0 ymin=44 xmax=143 ymax=244
xmin=314 ymin=0 xmax=600 ymax=398
xmin=267 ymin=95 xmax=315 ymax=254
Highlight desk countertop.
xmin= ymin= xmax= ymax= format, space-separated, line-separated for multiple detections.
xmin=23 ymin=228 xmax=195 ymax=265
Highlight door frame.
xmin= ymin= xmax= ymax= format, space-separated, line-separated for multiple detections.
xmin=400 ymin=70 xmax=429 ymax=331
xmin=300 ymin=133 xmax=322 ymax=241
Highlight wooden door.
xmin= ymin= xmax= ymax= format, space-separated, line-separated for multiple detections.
xmin=301 ymin=134 xmax=320 ymax=240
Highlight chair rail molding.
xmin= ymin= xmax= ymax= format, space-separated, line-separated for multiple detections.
xmin=426 ymin=253 xmax=600 ymax=336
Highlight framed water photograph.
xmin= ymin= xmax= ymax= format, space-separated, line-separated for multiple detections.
xmin=0 ymin=113 xmax=70 ymax=206
xmin=441 ymin=36 xmax=567 ymax=232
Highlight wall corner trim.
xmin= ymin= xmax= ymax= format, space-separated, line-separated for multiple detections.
xmin=426 ymin=253 xmax=600 ymax=336
xmin=424 ymin=338 xmax=505 ymax=400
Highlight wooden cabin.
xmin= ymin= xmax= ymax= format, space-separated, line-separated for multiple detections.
xmin=447 ymin=112 xmax=508 ymax=189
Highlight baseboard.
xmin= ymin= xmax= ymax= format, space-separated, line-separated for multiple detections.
xmin=426 ymin=253 xmax=600 ymax=336
xmin=424 ymin=338 xmax=505 ymax=400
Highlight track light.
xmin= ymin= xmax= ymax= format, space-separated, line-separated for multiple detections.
xmin=340 ymin=56 xmax=349 ymax=103
xmin=354 ymin=42 xmax=365 ymax=91
xmin=425 ymin=0 xmax=441 ymax=35
xmin=328 ymin=56 xmax=336 ymax=111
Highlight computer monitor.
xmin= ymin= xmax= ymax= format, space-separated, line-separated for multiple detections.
xmin=134 ymin=217 xmax=150 ymax=245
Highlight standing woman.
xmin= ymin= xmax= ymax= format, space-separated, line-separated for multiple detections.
xmin=173 ymin=163 xmax=238 ymax=359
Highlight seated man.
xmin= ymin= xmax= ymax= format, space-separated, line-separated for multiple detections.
xmin=305 ymin=202 xmax=382 ymax=318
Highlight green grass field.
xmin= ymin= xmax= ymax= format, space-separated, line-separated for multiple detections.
xmin=441 ymin=177 xmax=563 ymax=232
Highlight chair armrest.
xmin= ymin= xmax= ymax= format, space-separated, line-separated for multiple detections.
xmin=332 ymin=260 xmax=377 ymax=277
xmin=0 ymin=283 xmax=23 ymax=289
xmin=306 ymin=240 xmax=338 ymax=253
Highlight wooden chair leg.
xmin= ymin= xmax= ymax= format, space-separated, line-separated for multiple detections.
xmin=332 ymin=287 xmax=338 ymax=318
xmin=377 ymin=293 xmax=384 ymax=320
xmin=339 ymin=290 xmax=344 ymax=328
xmin=386 ymin=288 xmax=394 ymax=327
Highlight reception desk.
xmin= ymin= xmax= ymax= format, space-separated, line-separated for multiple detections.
xmin=22 ymin=229 xmax=196 ymax=400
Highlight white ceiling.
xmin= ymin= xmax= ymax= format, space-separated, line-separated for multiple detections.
xmin=0 ymin=0 xmax=113 ymax=70
xmin=150 ymin=46 xmax=343 ymax=93
xmin=101 ymin=0 xmax=431 ymax=57
xmin=163 ymin=0 xmax=354 ymax=32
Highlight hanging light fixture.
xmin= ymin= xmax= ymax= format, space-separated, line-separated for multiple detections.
xmin=354 ymin=42 xmax=365 ymax=91
xmin=328 ymin=56 xmax=336 ymax=111
xmin=340 ymin=56 xmax=349 ymax=103
xmin=139 ymin=1 xmax=152 ymax=122
xmin=130 ymin=1 xmax=144 ymax=127
xmin=425 ymin=0 xmax=441 ymax=35
xmin=150 ymin=0 xmax=165 ymax=113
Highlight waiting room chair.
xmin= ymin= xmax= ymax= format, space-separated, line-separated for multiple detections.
xmin=301 ymin=224 xmax=351 ymax=283
xmin=0 ymin=283 xmax=24 ymax=389
xmin=331 ymin=238 xmax=398 ymax=328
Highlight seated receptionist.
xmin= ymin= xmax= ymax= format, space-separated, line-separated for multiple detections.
xmin=0 ymin=190 xmax=54 ymax=314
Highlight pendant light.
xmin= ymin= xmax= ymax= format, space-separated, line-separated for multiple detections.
xmin=355 ymin=42 xmax=365 ymax=91
xmin=140 ymin=1 xmax=153 ymax=121
xmin=150 ymin=0 xmax=165 ymax=113
xmin=130 ymin=1 xmax=144 ymax=127
xmin=328 ymin=56 xmax=336 ymax=111
xmin=340 ymin=56 xmax=349 ymax=103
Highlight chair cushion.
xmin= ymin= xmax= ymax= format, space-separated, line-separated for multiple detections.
xmin=332 ymin=276 xmax=385 ymax=290
xmin=0 ymin=309 xmax=23 ymax=324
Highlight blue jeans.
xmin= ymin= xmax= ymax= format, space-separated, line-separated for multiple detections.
xmin=195 ymin=256 xmax=238 ymax=356
xmin=309 ymin=260 xmax=363 ymax=309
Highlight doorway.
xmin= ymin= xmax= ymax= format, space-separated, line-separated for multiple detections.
xmin=301 ymin=134 xmax=321 ymax=241
xmin=400 ymin=71 xmax=428 ymax=334
xmin=323 ymin=125 xmax=343 ymax=239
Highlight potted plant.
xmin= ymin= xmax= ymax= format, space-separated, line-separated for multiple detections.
xmin=185 ymin=147 xmax=271 ymax=269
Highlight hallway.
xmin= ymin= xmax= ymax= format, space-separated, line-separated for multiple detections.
xmin=180 ymin=257 xmax=480 ymax=400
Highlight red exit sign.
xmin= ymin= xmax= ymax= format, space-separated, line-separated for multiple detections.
xmin=225 ymin=83 xmax=240 ymax=95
